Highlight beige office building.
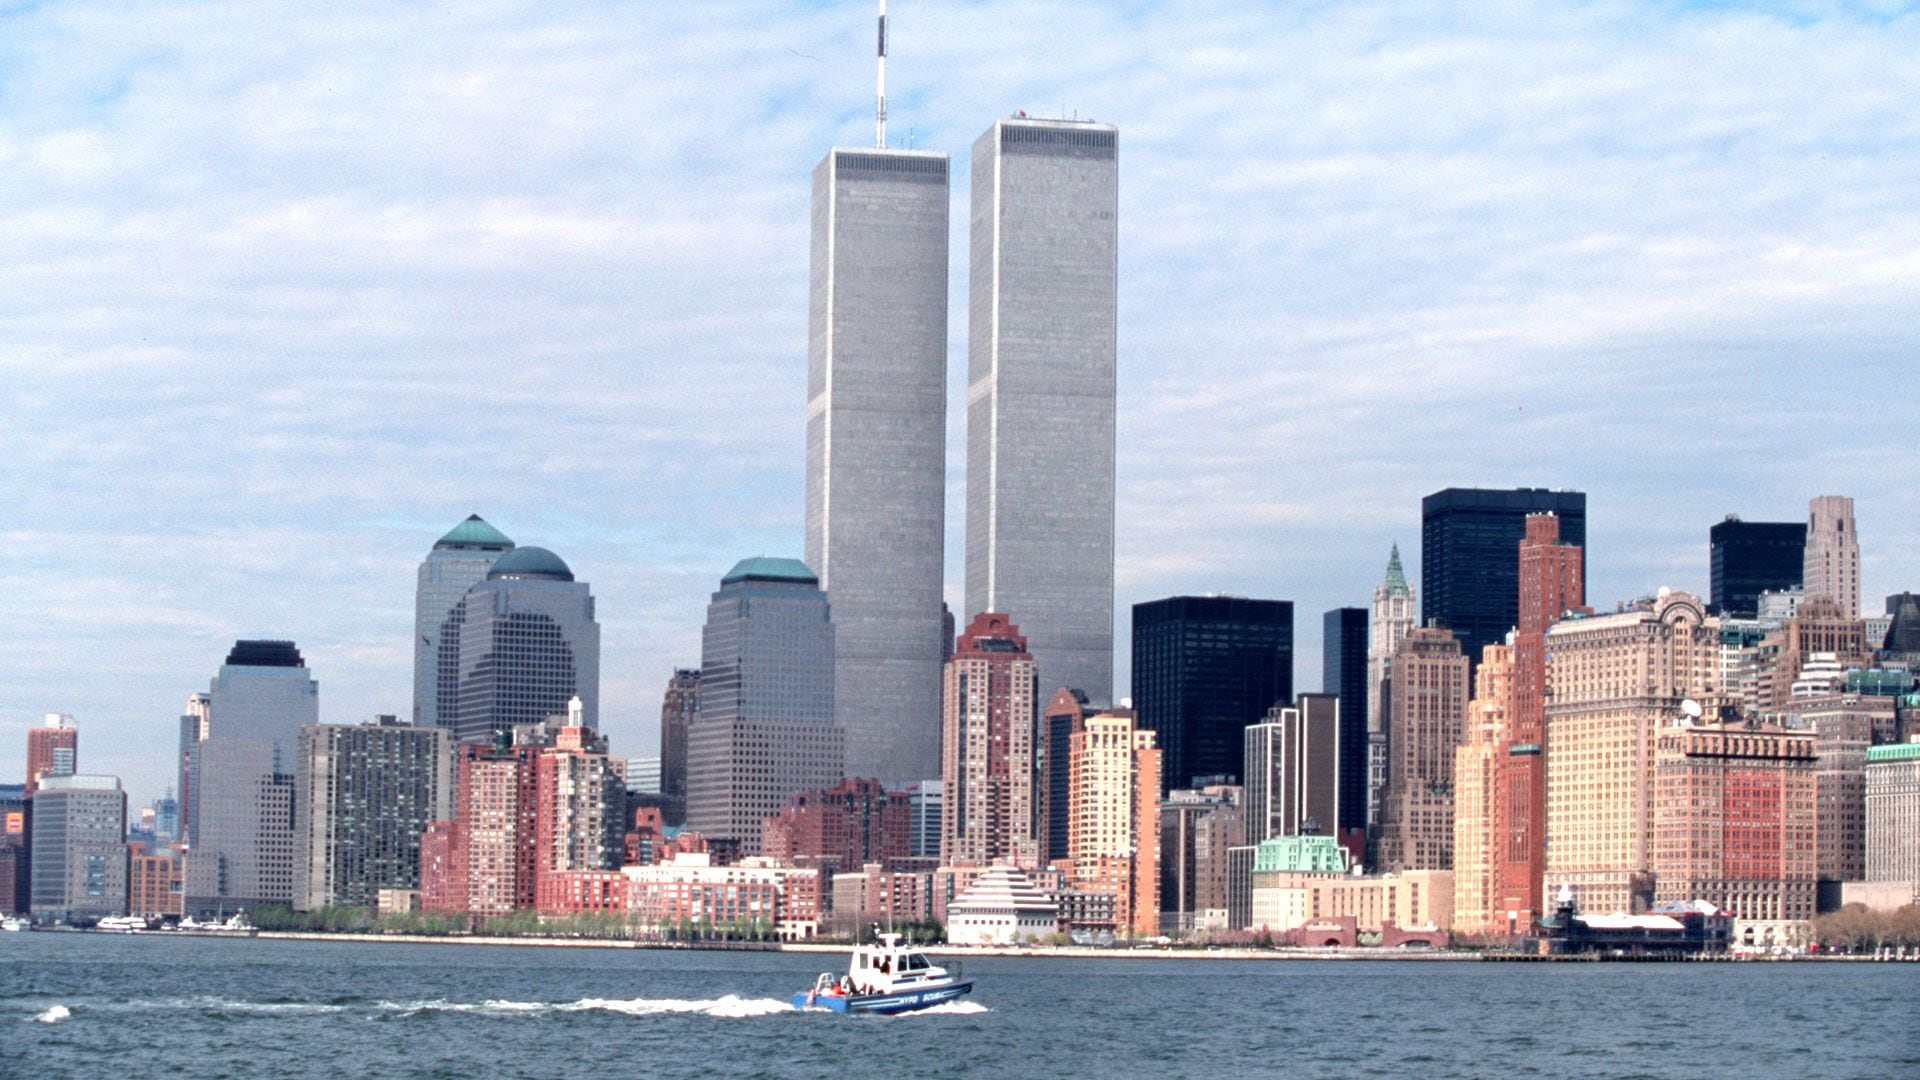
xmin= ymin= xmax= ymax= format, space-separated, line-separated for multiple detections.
xmin=1544 ymin=591 xmax=1720 ymax=915
xmin=1452 ymin=642 xmax=1513 ymax=935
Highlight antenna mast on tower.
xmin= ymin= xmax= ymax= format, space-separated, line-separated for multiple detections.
xmin=875 ymin=0 xmax=888 ymax=148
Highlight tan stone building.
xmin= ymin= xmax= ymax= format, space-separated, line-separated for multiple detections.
xmin=1753 ymin=597 xmax=1869 ymax=718
xmin=1248 ymin=835 xmax=1452 ymax=933
xmin=1651 ymin=721 xmax=1816 ymax=946
xmin=1865 ymin=742 xmax=1920 ymax=902
xmin=1374 ymin=626 xmax=1468 ymax=873
xmin=1544 ymin=591 xmax=1720 ymax=915
xmin=1452 ymin=642 xmax=1513 ymax=935
xmin=1067 ymin=709 xmax=1160 ymax=938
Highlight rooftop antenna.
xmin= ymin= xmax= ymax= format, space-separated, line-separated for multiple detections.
xmin=875 ymin=0 xmax=888 ymax=148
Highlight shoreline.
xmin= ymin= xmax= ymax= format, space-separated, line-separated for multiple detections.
xmin=82 ymin=929 xmax=1891 ymax=962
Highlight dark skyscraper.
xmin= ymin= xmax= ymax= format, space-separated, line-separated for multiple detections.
xmin=1421 ymin=487 xmax=1586 ymax=682
xmin=1131 ymin=596 xmax=1293 ymax=793
xmin=658 ymin=668 xmax=698 ymax=827
xmin=1321 ymin=607 xmax=1369 ymax=841
xmin=1709 ymin=516 xmax=1806 ymax=616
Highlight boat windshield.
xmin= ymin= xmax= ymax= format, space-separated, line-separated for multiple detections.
xmin=901 ymin=953 xmax=930 ymax=971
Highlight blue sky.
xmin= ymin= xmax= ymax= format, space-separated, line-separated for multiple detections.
xmin=2 ymin=0 xmax=1917 ymax=807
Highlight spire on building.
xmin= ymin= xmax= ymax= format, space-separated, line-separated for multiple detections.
xmin=1383 ymin=544 xmax=1409 ymax=594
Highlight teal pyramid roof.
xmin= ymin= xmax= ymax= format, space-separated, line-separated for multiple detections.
xmin=1383 ymin=544 xmax=1409 ymax=594
xmin=436 ymin=514 xmax=515 ymax=550
xmin=722 ymin=557 xmax=818 ymax=586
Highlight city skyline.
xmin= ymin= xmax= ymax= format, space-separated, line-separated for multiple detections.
xmin=5 ymin=1 xmax=1920 ymax=807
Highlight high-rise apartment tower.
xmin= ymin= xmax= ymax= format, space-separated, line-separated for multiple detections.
xmin=940 ymin=613 xmax=1040 ymax=867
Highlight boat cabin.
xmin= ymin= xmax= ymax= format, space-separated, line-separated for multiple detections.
xmin=842 ymin=933 xmax=950 ymax=996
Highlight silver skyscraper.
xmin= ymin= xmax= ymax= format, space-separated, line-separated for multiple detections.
xmin=805 ymin=145 xmax=950 ymax=783
xmin=965 ymin=116 xmax=1119 ymax=705
xmin=414 ymin=515 xmax=514 ymax=729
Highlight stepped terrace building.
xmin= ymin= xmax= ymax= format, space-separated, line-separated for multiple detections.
xmin=946 ymin=865 xmax=1060 ymax=945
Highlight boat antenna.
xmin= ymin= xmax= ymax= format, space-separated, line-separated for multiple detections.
xmin=875 ymin=0 xmax=888 ymax=148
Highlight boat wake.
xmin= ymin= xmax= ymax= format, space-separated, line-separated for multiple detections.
xmin=378 ymin=995 xmax=791 ymax=1019
xmin=32 ymin=1005 xmax=71 ymax=1024
xmin=902 ymin=1000 xmax=989 ymax=1017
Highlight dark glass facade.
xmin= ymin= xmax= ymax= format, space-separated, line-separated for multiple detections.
xmin=1421 ymin=488 xmax=1586 ymax=684
xmin=1131 ymin=596 xmax=1293 ymax=793
xmin=1708 ymin=518 xmax=1805 ymax=616
xmin=1321 ymin=608 xmax=1369 ymax=837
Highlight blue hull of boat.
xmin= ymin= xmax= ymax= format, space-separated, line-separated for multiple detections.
xmin=791 ymin=980 xmax=973 ymax=1015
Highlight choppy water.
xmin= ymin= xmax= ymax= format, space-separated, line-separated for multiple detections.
xmin=5 ymin=933 xmax=1916 ymax=1078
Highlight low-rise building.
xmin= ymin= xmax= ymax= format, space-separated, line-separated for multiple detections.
xmin=1247 ymin=835 xmax=1453 ymax=934
xmin=128 ymin=843 xmax=184 ymax=918
xmin=1544 ymin=888 xmax=1732 ymax=956
xmin=829 ymin=862 xmax=926 ymax=937
xmin=946 ymin=865 xmax=1060 ymax=945
xmin=622 ymin=853 xmax=820 ymax=940
xmin=761 ymin=778 xmax=910 ymax=876
xmin=1864 ymin=740 xmax=1920 ymax=903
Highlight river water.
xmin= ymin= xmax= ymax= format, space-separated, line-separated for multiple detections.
xmin=4 ymin=933 xmax=1915 ymax=1078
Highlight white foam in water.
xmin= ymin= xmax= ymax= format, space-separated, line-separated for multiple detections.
xmin=568 ymin=996 xmax=791 ymax=1018
xmin=372 ymin=996 xmax=791 ymax=1018
xmin=33 ymin=1005 xmax=72 ymax=1024
xmin=904 ymin=1001 xmax=989 ymax=1017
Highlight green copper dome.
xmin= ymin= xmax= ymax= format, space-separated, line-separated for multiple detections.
xmin=721 ymin=556 xmax=818 ymax=586
xmin=436 ymin=514 xmax=515 ymax=551
xmin=487 ymin=546 xmax=574 ymax=581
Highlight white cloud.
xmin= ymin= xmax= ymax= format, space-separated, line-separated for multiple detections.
xmin=0 ymin=0 xmax=1916 ymax=800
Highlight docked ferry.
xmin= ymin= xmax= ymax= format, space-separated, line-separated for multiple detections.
xmin=793 ymin=934 xmax=972 ymax=1015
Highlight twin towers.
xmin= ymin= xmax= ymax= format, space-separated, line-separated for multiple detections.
xmin=807 ymin=116 xmax=1119 ymax=785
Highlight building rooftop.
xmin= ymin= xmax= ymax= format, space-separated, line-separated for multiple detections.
xmin=224 ymin=640 xmax=305 ymax=668
xmin=721 ymin=556 xmax=818 ymax=586
xmin=1251 ymin=834 xmax=1349 ymax=875
xmin=435 ymin=514 xmax=514 ymax=551
xmin=36 ymin=774 xmax=122 ymax=793
xmin=948 ymin=866 xmax=1061 ymax=916
xmin=1867 ymin=742 xmax=1920 ymax=764
xmin=486 ymin=546 xmax=574 ymax=582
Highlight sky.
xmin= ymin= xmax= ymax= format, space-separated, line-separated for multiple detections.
xmin=2 ymin=0 xmax=1917 ymax=808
